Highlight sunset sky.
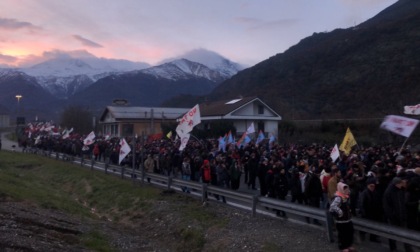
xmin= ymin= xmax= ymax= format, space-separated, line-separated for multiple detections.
xmin=0 ymin=0 xmax=397 ymax=67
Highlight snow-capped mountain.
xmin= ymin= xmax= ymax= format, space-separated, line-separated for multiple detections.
xmin=3 ymin=48 xmax=244 ymax=100
xmin=19 ymin=57 xmax=150 ymax=99
xmin=159 ymin=48 xmax=245 ymax=77
xmin=140 ymin=59 xmax=227 ymax=82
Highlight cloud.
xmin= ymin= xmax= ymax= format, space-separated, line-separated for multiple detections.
xmin=0 ymin=18 xmax=41 ymax=31
xmin=72 ymin=35 xmax=103 ymax=48
xmin=17 ymin=49 xmax=97 ymax=67
xmin=0 ymin=53 xmax=17 ymax=63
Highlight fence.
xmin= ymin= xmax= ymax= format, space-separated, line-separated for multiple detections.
xmin=22 ymin=148 xmax=420 ymax=248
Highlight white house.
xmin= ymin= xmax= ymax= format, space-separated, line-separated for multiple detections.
xmin=199 ymin=96 xmax=282 ymax=136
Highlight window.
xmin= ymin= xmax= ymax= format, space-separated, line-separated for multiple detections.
xmin=258 ymin=105 xmax=264 ymax=114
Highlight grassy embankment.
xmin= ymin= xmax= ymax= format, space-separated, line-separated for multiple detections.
xmin=0 ymin=151 xmax=225 ymax=251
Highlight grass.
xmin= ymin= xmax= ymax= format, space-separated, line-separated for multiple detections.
xmin=0 ymin=150 xmax=229 ymax=251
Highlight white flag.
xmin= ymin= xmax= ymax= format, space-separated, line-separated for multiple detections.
xmin=330 ymin=144 xmax=340 ymax=162
xmin=62 ymin=128 xmax=73 ymax=139
xmin=380 ymin=115 xmax=419 ymax=138
xmin=178 ymin=132 xmax=190 ymax=151
xmin=119 ymin=138 xmax=131 ymax=164
xmin=246 ymin=122 xmax=255 ymax=134
xmin=404 ymin=104 xmax=420 ymax=115
xmin=83 ymin=131 xmax=96 ymax=145
xmin=176 ymin=104 xmax=201 ymax=136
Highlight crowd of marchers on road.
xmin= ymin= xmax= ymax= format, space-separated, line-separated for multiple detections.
xmin=14 ymin=126 xmax=420 ymax=252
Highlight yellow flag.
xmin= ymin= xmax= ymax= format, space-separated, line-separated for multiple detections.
xmin=339 ymin=128 xmax=357 ymax=155
xmin=166 ymin=131 xmax=172 ymax=139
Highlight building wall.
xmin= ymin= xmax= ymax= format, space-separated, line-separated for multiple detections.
xmin=0 ymin=115 xmax=10 ymax=128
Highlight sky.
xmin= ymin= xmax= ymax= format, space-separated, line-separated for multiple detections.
xmin=0 ymin=0 xmax=398 ymax=68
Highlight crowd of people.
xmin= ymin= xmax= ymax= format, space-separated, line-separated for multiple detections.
xmin=17 ymin=127 xmax=420 ymax=252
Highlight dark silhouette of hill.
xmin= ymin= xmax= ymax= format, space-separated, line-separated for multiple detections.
xmin=207 ymin=0 xmax=420 ymax=120
xmin=68 ymin=71 xmax=218 ymax=115
xmin=0 ymin=70 xmax=61 ymax=121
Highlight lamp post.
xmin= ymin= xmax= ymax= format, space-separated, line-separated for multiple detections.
xmin=15 ymin=95 xmax=22 ymax=116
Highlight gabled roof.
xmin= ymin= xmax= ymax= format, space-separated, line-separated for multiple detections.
xmin=199 ymin=96 xmax=281 ymax=119
xmin=100 ymin=106 xmax=189 ymax=121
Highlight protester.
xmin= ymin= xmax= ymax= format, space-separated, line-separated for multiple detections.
xmin=383 ymin=177 xmax=413 ymax=252
xmin=329 ymin=182 xmax=355 ymax=252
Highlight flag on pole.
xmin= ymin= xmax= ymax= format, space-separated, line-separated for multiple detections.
xmin=166 ymin=131 xmax=172 ymax=139
xmin=227 ymin=130 xmax=234 ymax=144
xmin=119 ymin=138 xmax=131 ymax=164
xmin=404 ymin=104 xmax=420 ymax=115
xmin=244 ymin=135 xmax=251 ymax=144
xmin=330 ymin=144 xmax=340 ymax=162
xmin=218 ymin=136 xmax=226 ymax=152
xmin=339 ymin=128 xmax=357 ymax=155
xmin=246 ymin=122 xmax=255 ymax=134
xmin=176 ymin=104 xmax=201 ymax=136
xmin=256 ymin=130 xmax=265 ymax=145
xmin=83 ymin=131 xmax=96 ymax=145
xmin=236 ymin=132 xmax=247 ymax=147
xmin=380 ymin=115 xmax=419 ymax=138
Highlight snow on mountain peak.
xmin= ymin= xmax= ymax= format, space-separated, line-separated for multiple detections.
xmin=159 ymin=48 xmax=244 ymax=77
xmin=140 ymin=58 xmax=226 ymax=82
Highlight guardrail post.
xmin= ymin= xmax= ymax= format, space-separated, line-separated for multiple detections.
xmin=325 ymin=208 xmax=335 ymax=243
xmin=121 ymin=166 xmax=125 ymax=179
xmin=80 ymin=155 xmax=84 ymax=166
xmin=90 ymin=156 xmax=94 ymax=170
xmin=252 ymin=195 xmax=258 ymax=217
xmin=202 ymin=184 xmax=208 ymax=202
xmin=55 ymin=151 xmax=59 ymax=160
xmin=167 ymin=177 xmax=172 ymax=191
xmin=105 ymin=158 xmax=109 ymax=174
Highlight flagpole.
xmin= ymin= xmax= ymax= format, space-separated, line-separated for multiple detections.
xmin=398 ymin=137 xmax=410 ymax=154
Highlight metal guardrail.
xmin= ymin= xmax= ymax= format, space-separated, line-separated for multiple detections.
xmin=18 ymin=148 xmax=420 ymax=248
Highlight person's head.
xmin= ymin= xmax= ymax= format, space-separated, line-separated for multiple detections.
xmin=337 ymin=182 xmax=350 ymax=196
xmin=366 ymin=178 xmax=376 ymax=192
xmin=392 ymin=177 xmax=408 ymax=189
xmin=332 ymin=167 xmax=341 ymax=178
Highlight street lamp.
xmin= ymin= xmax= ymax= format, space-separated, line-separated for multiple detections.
xmin=15 ymin=95 xmax=22 ymax=114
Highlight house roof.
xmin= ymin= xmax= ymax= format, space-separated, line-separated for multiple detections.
xmin=100 ymin=106 xmax=189 ymax=121
xmin=199 ymin=96 xmax=281 ymax=119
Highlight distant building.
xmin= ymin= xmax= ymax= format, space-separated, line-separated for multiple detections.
xmin=0 ymin=104 xmax=10 ymax=128
xmin=199 ymin=96 xmax=282 ymax=136
xmin=99 ymin=106 xmax=189 ymax=137
xmin=98 ymin=97 xmax=282 ymax=138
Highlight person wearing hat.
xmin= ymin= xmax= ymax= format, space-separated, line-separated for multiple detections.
xmin=358 ymin=177 xmax=382 ymax=242
xmin=329 ymin=182 xmax=355 ymax=252
xmin=383 ymin=176 xmax=412 ymax=252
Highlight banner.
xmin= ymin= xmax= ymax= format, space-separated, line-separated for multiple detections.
xmin=404 ymin=104 xmax=420 ymax=115
xmin=119 ymin=138 xmax=131 ymax=164
xmin=380 ymin=115 xmax=419 ymax=138
xmin=83 ymin=131 xmax=96 ymax=145
xmin=330 ymin=144 xmax=340 ymax=162
xmin=339 ymin=128 xmax=357 ymax=155
xmin=176 ymin=104 xmax=201 ymax=136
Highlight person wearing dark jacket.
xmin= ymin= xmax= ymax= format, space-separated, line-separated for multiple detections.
xmin=358 ymin=177 xmax=382 ymax=242
xmin=383 ymin=176 xmax=412 ymax=252
xmin=329 ymin=182 xmax=355 ymax=252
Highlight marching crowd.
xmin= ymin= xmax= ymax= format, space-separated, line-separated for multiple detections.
xmin=18 ymin=129 xmax=420 ymax=252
